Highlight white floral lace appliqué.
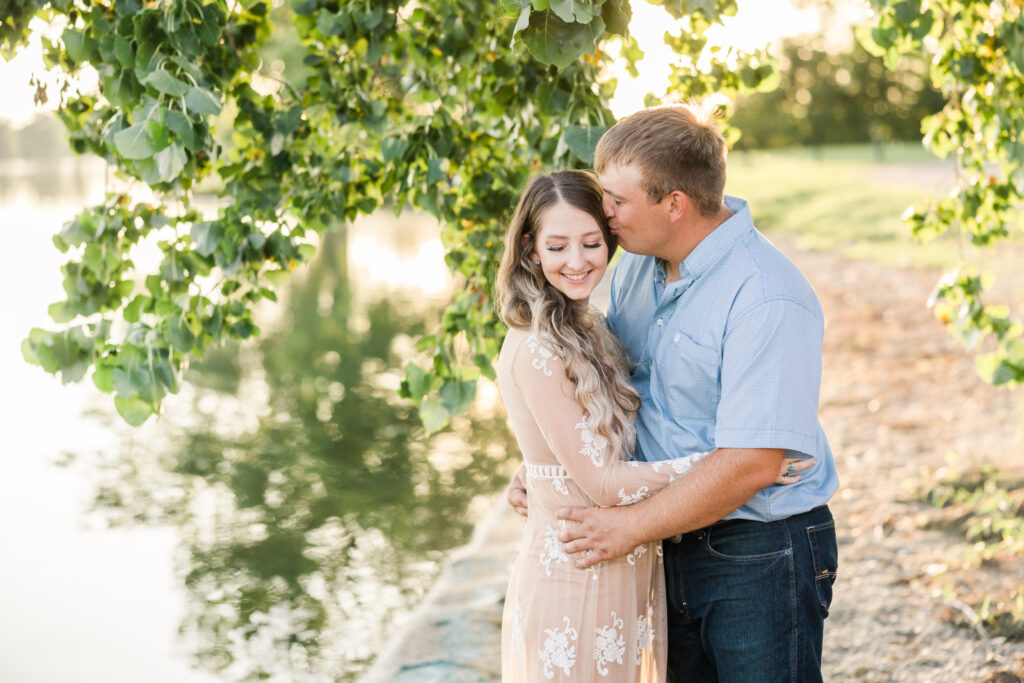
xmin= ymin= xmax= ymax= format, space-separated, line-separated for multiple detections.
xmin=540 ymin=616 xmax=578 ymax=679
xmin=594 ymin=611 xmax=626 ymax=676
xmin=526 ymin=334 xmax=555 ymax=376
xmin=635 ymin=606 xmax=655 ymax=666
xmin=575 ymin=414 xmax=608 ymax=468
xmin=617 ymin=486 xmax=649 ymax=506
xmin=539 ymin=523 xmax=569 ymax=576
xmin=625 ymin=543 xmax=648 ymax=567
xmin=511 ymin=598 xmax=524 ymax=654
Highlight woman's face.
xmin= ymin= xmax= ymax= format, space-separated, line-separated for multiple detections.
xmin=530 ymin=201 xmax=609 ymax=303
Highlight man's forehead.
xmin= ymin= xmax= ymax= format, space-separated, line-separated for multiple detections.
xmin=599 ymin=162 xmax=644 ymax=195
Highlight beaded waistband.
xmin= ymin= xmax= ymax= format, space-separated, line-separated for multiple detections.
xmin=525 ymin=463 xmax=569 ymax=479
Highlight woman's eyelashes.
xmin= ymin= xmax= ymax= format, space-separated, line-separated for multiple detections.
xmin=544 ymin=242 xmax=603 ymax=252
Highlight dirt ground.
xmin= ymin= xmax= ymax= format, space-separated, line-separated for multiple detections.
xmin=780 ymin=236 xmax=1024 ymax=682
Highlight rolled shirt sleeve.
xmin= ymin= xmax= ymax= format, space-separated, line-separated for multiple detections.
xmin=715 ymin=297 xmax=825 ymax=458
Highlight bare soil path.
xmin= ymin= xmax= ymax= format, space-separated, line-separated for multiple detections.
xmin=782 ymin=236 xmax=1024 ymax=682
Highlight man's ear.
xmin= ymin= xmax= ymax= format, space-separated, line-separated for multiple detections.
xmin=665 ymin=190 xmax=688 ymax=221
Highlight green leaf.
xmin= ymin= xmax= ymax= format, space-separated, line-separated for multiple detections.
xmin=62 ymin=28 xmax=92 ymax=64
xmin=549 ymin=0 xmax=575 ymax=23
xmin=977 ymin=351 xmax=1023 ymax=386
xmin=114 ymin=35 xmax=134 ymax=68
xmin=439 ymin=378 xmax=475 ymax=415
xmin=153 ymin=142 xmax=187 ymax=182
xmin=93 ymin=364 xmax=115 ymax=393
xmin=145 ymin=118 xmax=171 ymax=151
xmin=427 ymin=158 xmax=445 ymax=185
xmin=112 ymin=123 xmax=156 ymax=159
xmin=142 ymin=69 xmax=191 ymax=96
xmin=264 ymin=268 xmax=290 ymax=286
xmin=316 ymin=8 xmax=342 ymax=36
xmin=191 ymin=221 xmax=220 ymax=256
xmin=521 ymin=11 xmax=604 ymax=68
xmin=166 ymin=316 xmax=196 ymax=352
xmin=601 ymin=0 xmax=631 ymax=36
xmin=184 ymin=86 xmax=222 ymax=115
xmin=502 ymin=0 xmax=530 ymax=13
xmin=292 ymin=0 xmax=316 ymax=15
xmin=48 ymin=301 xmax=77 ymax=323
xmin=115 ymin=395 xmax=154 ymax=426
xmin=151 ymin=355 xmax=179 ymax=393
xmin=164 ymin=109 xmax=199 ymax=150
xmin=512 ymin=7 xmax=531 ymax=42
xmin=20 ymin=336 xmax=39 ymax=367
xmin=562 ymin=125 xmax=606 ymax=164
xmin=381 ymin=136 xmax=409 ymax=163
xmin=123 ymin=295 xmax=146 ymax=322
xmin=418 ymin=398 xmax=450 ymax=434
xmin=403 ymin=362 xmax=433 ymax=400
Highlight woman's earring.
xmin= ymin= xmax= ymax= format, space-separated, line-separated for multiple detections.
xmin=532 ymin=259 xmax=540 ymax=266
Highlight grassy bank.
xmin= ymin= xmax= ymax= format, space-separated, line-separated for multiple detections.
xmin=727 ymin=143 xmax=1020 ymax=274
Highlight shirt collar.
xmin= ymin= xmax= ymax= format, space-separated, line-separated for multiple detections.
xmin=677 ymin=195 xmax=753 ymax=281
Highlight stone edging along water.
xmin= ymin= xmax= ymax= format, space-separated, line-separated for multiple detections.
xmin=359 ymin=497 xmax=522 ymax=682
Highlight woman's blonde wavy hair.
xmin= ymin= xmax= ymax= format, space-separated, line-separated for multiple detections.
xmin=496 ymin=170 xmax=641 ymax=459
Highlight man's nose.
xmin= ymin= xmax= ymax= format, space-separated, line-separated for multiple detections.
xmin=602 ymin=196 xmax=615 ymax=218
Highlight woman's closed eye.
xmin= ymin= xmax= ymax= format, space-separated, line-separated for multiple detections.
xmin=546 ymin=242 xmax=603 ymax=251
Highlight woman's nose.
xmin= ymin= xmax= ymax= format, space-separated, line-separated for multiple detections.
xmin=567 ymin=246 xmax=585 ymax=269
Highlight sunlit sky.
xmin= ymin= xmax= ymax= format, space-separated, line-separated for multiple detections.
xmin=0 ymin=0 xmax=864 ymax=126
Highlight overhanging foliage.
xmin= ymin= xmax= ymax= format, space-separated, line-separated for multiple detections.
xmin=5 ymin=0 xmax=773 ymax=428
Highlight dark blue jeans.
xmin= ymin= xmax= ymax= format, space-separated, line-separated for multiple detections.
xmin=663 ymin=505 xmax=838 ymax=683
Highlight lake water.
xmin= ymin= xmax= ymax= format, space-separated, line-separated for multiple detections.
xmin=0 ymin=159 xmax=516 ymax=681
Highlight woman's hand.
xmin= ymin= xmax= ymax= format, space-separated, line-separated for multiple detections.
xmin=775 ymin=457 xmax=815 ymax=485
xmin=506 ymin=464 xmax=529 ymax=518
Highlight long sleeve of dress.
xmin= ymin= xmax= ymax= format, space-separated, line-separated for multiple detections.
xmin=511 ymin=334 xmax=709 ymax=507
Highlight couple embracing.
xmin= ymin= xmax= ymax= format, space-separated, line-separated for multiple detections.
xmin=494 ymin=104 xmax=840 ymax=682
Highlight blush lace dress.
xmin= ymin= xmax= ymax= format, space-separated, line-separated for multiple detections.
xmin=497 ymin=328 xmax=709 ymax=682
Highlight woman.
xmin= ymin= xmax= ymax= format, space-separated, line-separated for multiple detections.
xmin=494 ymin=170 xmax=808 ymax=682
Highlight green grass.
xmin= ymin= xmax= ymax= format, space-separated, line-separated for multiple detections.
xmin=724 ymin=143 xmax=1013 ymax=273
xmin=744 ymin=141 xmax=937 ymax=164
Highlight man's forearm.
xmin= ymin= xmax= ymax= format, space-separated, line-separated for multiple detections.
xmin=620 ymin=448 xmax=783 ymax=542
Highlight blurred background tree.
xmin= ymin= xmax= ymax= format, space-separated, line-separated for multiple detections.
xmin=730 ymin=37 xmax=943 ymax=152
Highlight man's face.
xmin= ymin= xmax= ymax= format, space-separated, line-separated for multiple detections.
xmin=598 ymin=163 xmax=671 ymax=258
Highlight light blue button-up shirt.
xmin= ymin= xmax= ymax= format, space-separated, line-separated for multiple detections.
xmin=607 ymin=195 xmax=839 ymax=522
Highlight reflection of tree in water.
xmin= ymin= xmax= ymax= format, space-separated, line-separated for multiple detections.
xmin=93 ymin=230 xmax=515 ymax=680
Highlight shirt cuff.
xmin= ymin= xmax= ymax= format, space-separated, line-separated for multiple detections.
xmin=714 ymin=426 xmax=819 ymax=458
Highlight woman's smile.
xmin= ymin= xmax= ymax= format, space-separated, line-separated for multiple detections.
xmin=532 ymin=201 xmax=609 ymax=303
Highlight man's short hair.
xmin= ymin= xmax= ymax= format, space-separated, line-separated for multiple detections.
xmin=594 ymin=103 xmax=727 ymax=217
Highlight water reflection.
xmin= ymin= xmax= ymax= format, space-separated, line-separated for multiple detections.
xmin=89 ymin=228 xmax=516 ymax=681
xmin=0 ymin=157 xmax=106 ymax=203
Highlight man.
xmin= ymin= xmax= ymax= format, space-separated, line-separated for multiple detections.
xmin=506 ymin=104 xmax=840 ymax=682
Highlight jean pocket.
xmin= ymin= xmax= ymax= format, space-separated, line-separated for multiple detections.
xmin=704 ymin=522 xmax=791 ymax=562
xmin=807 ymin=520 xmax=838 ymax=612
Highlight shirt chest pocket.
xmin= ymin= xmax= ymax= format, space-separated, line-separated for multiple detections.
xmin=651 ymin=331 xmax=721 ymax=421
